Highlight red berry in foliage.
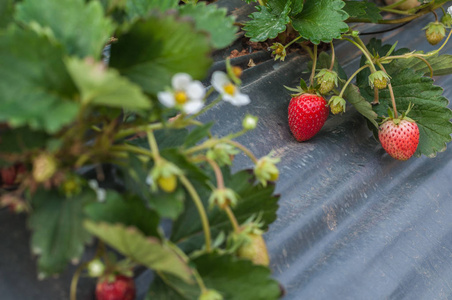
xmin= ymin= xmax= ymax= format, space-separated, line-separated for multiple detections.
xmin=96 ymin=275 xmax=136 ymax=300
xmin=1 ymin=165 xmax=17 ymax=186
xmin=378 ymin=118 xmax=420 ymax=161
xmin=288 ymin=94 xmax=329 ymax=142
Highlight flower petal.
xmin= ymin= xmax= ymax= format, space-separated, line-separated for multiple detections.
xmin=184 ymin=100 xmax=204 ymax=114
xmin=211 ymin=71 xmax=230 ymax=93
xmin=157 ymin=91 xmax=175 ymax=108
xmin=228 ymin=92 xmax=251 ymax=106
xmin=187 ymin=81 xmax=206 ymax=100
xmin=172 ymin=73 xmax=192 ymax=90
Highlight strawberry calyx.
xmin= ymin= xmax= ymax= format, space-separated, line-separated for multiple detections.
xmin=284 ymin=78 xmax=317 ymax=97
xmin=380 ymin=103 xmax=415 ymax=125
xmin=315 ymin=69 xmax=339 ymax=95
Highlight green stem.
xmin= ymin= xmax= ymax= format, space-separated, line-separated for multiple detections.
xmin=147 ymin=130 xmax=161 ymax=161
xmin=179 ymin=175 xmax=212 ymax=252
xmin=114 ymin=123 xmax=163 ymax=140
xmin=309 ymin=44 xmax=318 ymax=87
xmin=225 ymin=206 xmax=240 ymax=233
xmin=377 ymin=63 xmax=398 ymax=118
xmin=441 ymin=6 xmax=447 ymax=16
xmin=224 ymin=140 xmax=258 ymax=164
xmin=70 ymin=262 xmax=88 ymax=300
xmin=284 ymin=36 xmax=302 ymax=49
xmin=189 ymin=92 xmax=221 ymax=120
xmin=329 ymin=42 xmax=336 ymax=71
xmin=338 ymin=65 xmax=369 ymax=98
xmin=382 ymin=0 xmax=408 ymax=10
xmin=110 ymin=144 xmax=154 ymax=158
xmin=343 ymin=38 xmax=377 ymax=73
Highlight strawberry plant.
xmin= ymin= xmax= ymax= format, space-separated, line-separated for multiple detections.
xmin=3 ymin=0 xmax=452 ymax=299
xmin=244 ymin=0 xmax=452 ymax=160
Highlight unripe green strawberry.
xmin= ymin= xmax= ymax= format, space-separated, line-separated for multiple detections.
xmin=315 ymin=69 xmax=338 ymax=95
xmin=157 ymin=174 xmax=177 ymax=193
xmin=368 ymin=70 xmax=390 ymax=90
xmin=441 ymin=14 xmax=452 ymax=27
xmin=328 ymin=96 xmax=346 ymax=115
xmin=288 ymin=93 xmax=329 ymax=142
xmin=378 ymin=118 xmax=419 ymax=160
xmin=32 ymin=153 xmax=57 ymax=183
xmin=424 ymin=22 xmax=446 ymax=45
xmin=237 ymin=233 xmax=270 ymax=266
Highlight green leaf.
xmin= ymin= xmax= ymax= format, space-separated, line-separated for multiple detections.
xmin=125 ymin=0 xmax=178 ymax=19
xmin=291 ymin=0 xmax=349 ymax=44
xmin=392 ymin=53 xmax=452 ymax=77
xmin=84 ymin=221 xmax=194 ymax=282
xmin=171 ymin=168 xmax=279 ymax=254
xmin=0 ymin=0 xmax=14 ymax=29
xmin=0 ymin=127 xmax=48 ymax=153
xmin=243 ymin=4 xmax=290 ymax=42
xmin=184 ymin=122 xmax=213 ymax=148
xmin=65 ymin=57 xmax=151 ymax=110
xmin=28 ymin=188 xmax=95 ymax=277
xmin=15 ymin=0 xmax=115 ymax=58
xmin=178 ymin=3 xmax=237 ymax=49
xmin=84 ymin=190 xmax=160 ymax=237
xmin=343 ymin=1 xmax=382 ymax=23
xmin=110 ymin=13 xmax=212 ymax=95
xmin=148 ymin=253 xmax=281 ymax=300
xmin=343 ymin=84 xmax=378 ymax=128
xmin=0 ymin=27 xmax=80 ymax=133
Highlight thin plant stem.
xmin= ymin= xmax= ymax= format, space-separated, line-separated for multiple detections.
xmin=338 ymin=65 xmax=369 ymax=98
xmin=206 ymin=158 xmax=224 ymax=189
xmin=110 ymin=144 xmax=154 ymax=158
xmin=189 ymin=93 xmax=222 ymax=120
xmin=179 ymin=175 xmax=212 ymax=252
xmin=284 ymin=36 xmax=302 ymax=49
xmin=70 ymin=262 xmax=88 ymax=300
xmin=329 ymin=42 xmax=336 ymax=71
xmin=147 ymin=131 xmax=161 ymax=161
xmin=224 ymin=140 xmax=258 ymax=164
xmin=225 ymin=206 xmax=241 ymax=233
xmin=114 ymin=123 xmax=163 ymax=140
xmin=378 ymin=63 xmax=398 ymax=118
xmin=432 ymin=10 xmax=439 ymax=21
xmin=309 ymin=44 xmax=318 ymax=87
xmin=342 ymin=38 xmax=377 ymax=73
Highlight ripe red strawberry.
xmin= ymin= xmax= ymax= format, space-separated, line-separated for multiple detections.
xmin=378 ymin=118 xmax=419 ymax=160
xmin=1 ymin=165 xmax=17 ymax=186
xmin=288 ymin=94 xmax=329 ymax=141
xmin=96 ymin=275 xmax=135 ymax=300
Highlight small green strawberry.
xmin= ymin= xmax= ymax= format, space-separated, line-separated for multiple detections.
xmin=315 ymin=69 xmax=338 ymax=94
xmin=237 ymin=232 xmax=270 ymax=266
xmin=328 ymin=96 xmax=346 ymax=115
xmin=424 ymin=22 xmax=446 ymax=45
xmin=368 ymin=70 xmax=391 ymax=89
xmin=32 ymin=153 xmax=57 ymax=183
xmin=441 ymin=13 xmax=452 ymax=27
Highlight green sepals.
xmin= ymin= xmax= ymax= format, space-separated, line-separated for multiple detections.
xmin=315 ymin=69 xmax=338 ymax=94
xmin=208 ymin=188 xmax=238 ymax=210
xmin=284 ymin=78 xmax=309 ymax=96
xmin=368 ymin=70 xmax=391 ymax=89
xmin=269 ymin=42 xmax=287 ymax=61
xmin=441 ymin=14 xmax=452 ymax=27
xmin=206 ymin=143 xmax=240 ymax=167
xmin=148 ymin=159 xmax=182 ymax=192
xmin=328 ymin=96 xmax=346 ymax=115
xmin=254 ymin=154 xmax=280 ymax=187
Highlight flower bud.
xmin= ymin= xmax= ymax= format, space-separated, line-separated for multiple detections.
xmin=87 ymin=259 xmax=105 ymax=277
xmin=269 ymin=42 xmax=287 ymax=61
xmin=208 ymin=188 xmax=238 ymax=210
xmin=242 ymin=115 xmax=258 ymax=130
xmin=206 ymin=143 xmax=239 ymax=166
xmin=254 ymin=155 xmax=280 ymax=186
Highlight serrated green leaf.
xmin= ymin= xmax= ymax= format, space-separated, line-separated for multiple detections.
xmin=0 ymin=0 xmax=14 ymax=29
xmin=178 ymin=3 xmax=237 ymax=49
xmin=291 ymin=0 xmax=349 ymax=44
xmin=28 ymin=188 xmax=95 ymax=277
xmin=148 ymin=253 xmax=280 ymax=300
xmin=184 ymin=122 xmax=213 ymax=148
xmin=0 ymin=27 xmax=80 ymax=133
xmin=65 ymin=57 xmax=151 ymax=110
xmin=110 ymin=13 xmax=212 ymax=95
xmin=343 ymin=1 xmax=382 ymax=23
xmin=125 ymin=0 xmax=178 ymax=19
xmin=343 ymin=84 xmax=378 ymax=128
xmin=84 ymin=221 xmax=194 ymax=282
xmin=16 ymin=0 xmax=115 ymax=58
xmin=84 ymin=190 xmax=160 ymax=237
xmin=171 ymin=168 xmax=279 ymax=254
xmin=243 ymin=4 xmax=290 ymax=42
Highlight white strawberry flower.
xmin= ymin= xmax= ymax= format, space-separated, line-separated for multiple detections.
xmin=448 ymin=5 xmax=452 ymax=16
xmin=157 ymin=73 xmax=205 ymax=114
xmin=211 ymin=71 xmax=250 ymax=106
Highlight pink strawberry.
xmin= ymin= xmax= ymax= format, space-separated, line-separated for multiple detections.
xmin=378 ymin=118 xmax=419 ymax=160
xmin=288 ymin=94 xmax=329 ymax=141
xmin=95 ymin=275 xmax=135 ymax=300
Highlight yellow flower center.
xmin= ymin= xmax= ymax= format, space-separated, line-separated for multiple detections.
xmin=175 ymin=91 xmax=188 ymax=104
xmin=223 ymin=83 xmax=236 ymax=96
